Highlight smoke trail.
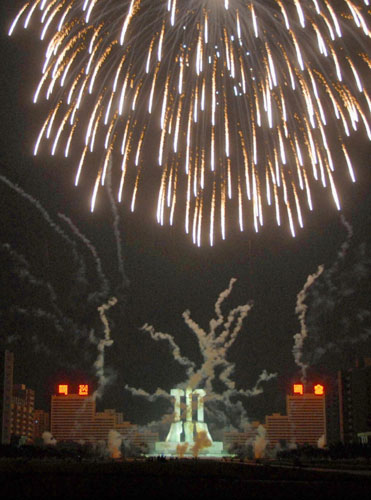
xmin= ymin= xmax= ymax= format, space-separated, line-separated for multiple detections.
xmin=293 ymin=216 xmax=371 ymax=371
xmin=1 ymin=243 xmax=83 ymax=337
xmin=141 ymin=323 xmax=195 ymax=373
xmin=236 ymin=369 xmax=278 ymax=398
xmin=124 ymin=385 xmax=170 ymax=402
xmin=293 ymin=265 xmax=324 ymax=382
xmin=209 ymin=278 xmax=237 ymax=336
xmin=107 ymin=429 xmax=123 ymax=459
xmin=42 ymin=431 xmax=57 ymax=446
xmin=0 ymin=175 xmax=85 ymax=274
xmin=11 ymin=306 xmax=65 ymax=336
xmin=130 ymin=279 xmax=276 ymax=431
xmin=253 ymin=424 xmax=269 ymax=459
xmin=92 ymin=296 xmax=117 ymax=400
xmin=58 ymin=213 xmax=110 ymax=301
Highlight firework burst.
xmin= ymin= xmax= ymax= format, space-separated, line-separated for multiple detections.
xmin=9 ymin=0 xmax=371 ymax=245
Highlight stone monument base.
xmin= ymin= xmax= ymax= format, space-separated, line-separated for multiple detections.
xmin=155 ymin=440 xmax=225 ymax=457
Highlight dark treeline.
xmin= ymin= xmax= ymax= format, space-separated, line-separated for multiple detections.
xmin=278 ymin=442 xmax=371 ymax=461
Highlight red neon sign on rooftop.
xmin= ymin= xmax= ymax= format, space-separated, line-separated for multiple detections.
xmin=293 ymin=384 xmax=304 ymax=395
xmin=79 ymin=384 xmax=89 ymax=396
xmin=314 ymin=384 xmax=325 ymax=396
xmin=58 ymin=384 xmax=68 ymax=396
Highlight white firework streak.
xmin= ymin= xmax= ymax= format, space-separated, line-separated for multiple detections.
xmin=126 ymin=279 xmax=276 ymax=421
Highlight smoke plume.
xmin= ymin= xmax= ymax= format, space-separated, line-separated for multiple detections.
xmin=126 ymin=279 xmax=276 ymax=432
xmin=293 ymin=216 xmax=371 ymax=371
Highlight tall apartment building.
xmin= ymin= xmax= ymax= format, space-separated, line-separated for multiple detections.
xmin=264 ymin=384 xmax=326 ymax=448
xmin=51 ymin=393 xmax=96 ymax=443
xmin=0 ymin=350 xmax=14 ymax=445
xmin=11 ymin=384 xmax=35 ymax=443
xmin=326 ymin=361 xmax=371 ymax=444
xmin=287 ymin=391 xmax=326 ymax=447
xmin=50 ymin=387 xmax=153 ymax=448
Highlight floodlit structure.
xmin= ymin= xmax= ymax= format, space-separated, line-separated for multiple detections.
xmin=155 ymin=388 xmax=224 ymax=456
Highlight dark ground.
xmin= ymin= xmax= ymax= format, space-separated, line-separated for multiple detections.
xmin=0 ymin=459 xmax=370 ymax=499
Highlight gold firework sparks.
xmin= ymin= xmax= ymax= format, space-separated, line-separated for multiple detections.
xmin=9 ymin=0 xmax=371 ymax=245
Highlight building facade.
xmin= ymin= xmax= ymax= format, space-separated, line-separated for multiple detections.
xmin=223 ymin=422 xmax=261 ymax=452
xmin=287 ymin=392 xmax=326 ymax=447
xmin=0 ymin=350 xmax=14 ymax=445
xmin=264 ymin=384 xmax=326 ymax=449
xmin=51 ymin=394 xmax=96 ymax=443
xmin=265 ymin=413 xmax=291 ymax=449
xmin=11 ymin=384 xmax=35 ymax=443
xmin=326 ymin=361 xmax=371 ymax=444
xmin=34 ymin=409 xmax=50 ymax=440
xmin=50 ymin=390 xmax=156 ymax=449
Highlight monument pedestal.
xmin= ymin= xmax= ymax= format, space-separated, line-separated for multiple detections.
xmin=155 ymin=440 xmax=224 ymax=457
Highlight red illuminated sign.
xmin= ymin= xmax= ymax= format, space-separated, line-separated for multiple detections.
xmin=314 ymin=384 xmax=324 ymax=396
xmin=58 ymin=384 xmax=68 ymax=396
xmin=293 ymin=384 xmax=304 ymax=395
xmin=79 ymin=384 xmax=89 ymax=396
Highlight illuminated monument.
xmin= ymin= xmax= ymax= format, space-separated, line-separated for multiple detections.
xmin=155 ymin=388 xmax=224 ymax=456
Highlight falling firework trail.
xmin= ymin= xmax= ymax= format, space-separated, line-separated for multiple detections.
xmin=126 ymin=279 xmax=276 ymax=430
xmin=9 ymin=1 xmax=370 ymax=244
xmin=58 ymin=213 xmax=110 ymax=300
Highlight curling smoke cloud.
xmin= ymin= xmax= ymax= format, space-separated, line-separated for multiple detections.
xmin=42 ymin=431 xmax=57 ymax=446
xmin=253 ymin=425 xmax=268 ymax=459
xmin=293 ymin=216 xmax=371 ymax=372
xmin=108 ymin=430 xmax=123 ymax=459
xmin=293 ymin=265 xmax=324 ymax=382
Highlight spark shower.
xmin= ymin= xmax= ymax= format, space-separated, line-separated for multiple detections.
xmin=9 ymin=1 xmax=370 ymax=245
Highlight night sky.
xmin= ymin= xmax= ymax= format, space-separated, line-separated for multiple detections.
xmin=0 ymin=1 xmax=370 ymax=436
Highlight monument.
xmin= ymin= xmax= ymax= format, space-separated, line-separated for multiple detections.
xmin=155 ymin=388 xmax=224 ymax=456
